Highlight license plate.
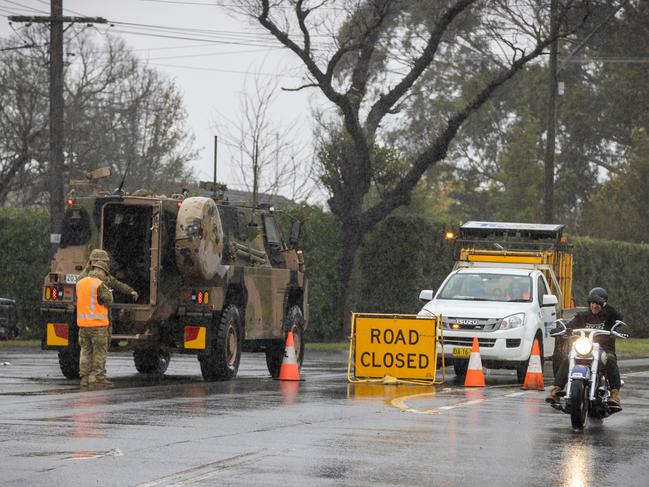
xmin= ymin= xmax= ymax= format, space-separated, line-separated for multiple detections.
xmin=65 ymin=274 xmax=79 ymax=284
xmin=452 ymin=347 xmax=471 ymax=358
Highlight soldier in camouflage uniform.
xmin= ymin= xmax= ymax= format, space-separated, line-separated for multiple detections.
xmin=77 ymin=249 xmax=138 ymax=388
xmin=80 ymin=249 xmax=139 ymax=301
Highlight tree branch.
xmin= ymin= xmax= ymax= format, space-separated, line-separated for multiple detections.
xmin=365 ymin=0 xmax=478 ymax=135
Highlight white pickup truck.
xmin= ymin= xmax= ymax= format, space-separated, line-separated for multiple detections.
xmin=417 ymin=221 xmax=573 ymax=382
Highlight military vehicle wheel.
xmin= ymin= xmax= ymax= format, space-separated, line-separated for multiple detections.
xmin=133 ymin=349 xmax=170 ymax=375
xmin=199 ymin=304 xmax=242 ymax=381
xmin=266 ymin=305 xmax=305 ymax=378
xmin=58 ymin=347 xmax=80 ymax=379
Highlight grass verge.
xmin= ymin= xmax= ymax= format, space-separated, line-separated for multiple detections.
xmin=0 ymin=339 xmax=40 ymax=348
xmin=616 ymin=338 xmax=649 ymax=358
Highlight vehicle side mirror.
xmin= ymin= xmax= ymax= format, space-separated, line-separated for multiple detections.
xmin=542 ymin=294 xmax=558 ymax=306
xmin=419 ymin=290 xmax=434 ymax=302
xmin=289 ymin=220 xmax=302 ymax=247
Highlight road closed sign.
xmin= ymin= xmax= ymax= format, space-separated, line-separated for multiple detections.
xmin=351 ymin=313 xmax=440 ymax=381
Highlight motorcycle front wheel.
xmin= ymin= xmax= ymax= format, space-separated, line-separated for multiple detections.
xmin=570 ymin=381 xmax=589 ymax=430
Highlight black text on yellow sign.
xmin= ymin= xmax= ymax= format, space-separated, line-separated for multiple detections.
xmin=353 ymin=315 xmax=438 ymax=380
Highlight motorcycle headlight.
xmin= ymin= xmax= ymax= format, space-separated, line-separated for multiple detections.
xmin=498 ymin=313 xmax=525 ymax=330
xmin=575 ymin=337 xmax=593 ymax=356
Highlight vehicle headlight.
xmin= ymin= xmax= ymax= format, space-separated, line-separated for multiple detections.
xmin=575 ymin=337 xmax=593 ymax=356
xmin=498 ymin=313 xmax=525 ymax=330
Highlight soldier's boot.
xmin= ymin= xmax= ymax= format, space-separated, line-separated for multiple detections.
xmin=79 ymin=376 xmax=89 ymax=388
xmin=93 ymin=377 xmax=114 ymax=388
xmin=545 ymin=386 xmax=563 ymax=405
xmin=609 ymin=389 xmax=621 ymax=408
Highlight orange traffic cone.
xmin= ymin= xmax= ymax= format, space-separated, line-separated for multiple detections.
xmin=522 ymin=338 xmax=544 ymax=390
xmin=464 ymin=337 xmax=486 ymax=387
xmin=278 ymin=331 xmax=300 ymax=381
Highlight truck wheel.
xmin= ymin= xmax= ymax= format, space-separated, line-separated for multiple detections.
xmin=266 ymin=305 xmax=305 ymax=378
xmin=58 ymin=347 xmax=80 ymax=379
xmin=133 ymin=349 xmax=170 ymax=375
xmin=453 ymin=359 xmax=468 ymax=378
xmin=199 ymin=304 xmax=242 ymax=381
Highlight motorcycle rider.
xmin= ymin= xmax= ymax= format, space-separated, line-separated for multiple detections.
xmin=546 ymin=287 xmax=623 ymax=408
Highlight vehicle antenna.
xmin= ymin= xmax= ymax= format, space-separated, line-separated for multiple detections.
xmin=213 ymin=135 xmax=218 ymax=198
xmin=115 ymin=157 xmax=133 ymax=196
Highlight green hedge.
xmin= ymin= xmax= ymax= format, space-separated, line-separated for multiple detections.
xmin=0 ymin=208 xmax=50 ymax=338
xmin=356 ymin=216 xmax=649 ymax=338
xmin=572 ymin=237 xmax=648 ymax=336
xmin=284 ymin=204 xmax=342 ymax=341
xmin=357 ymin=215 xmax=454 ymax=314
xmin=3 ymin=206 xmax=648 ymax=340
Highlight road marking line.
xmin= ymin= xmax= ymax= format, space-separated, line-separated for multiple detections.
xmin=134 ymin=450 xmax=269 ymax=487
xmin=68 ymin=448 xmax=123 ymax=460
xmin=391 ymin=388 xmax=544 ymax=415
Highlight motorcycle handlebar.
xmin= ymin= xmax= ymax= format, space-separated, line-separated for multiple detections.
xmin=549 ymin=319 xmax=630 ymax=339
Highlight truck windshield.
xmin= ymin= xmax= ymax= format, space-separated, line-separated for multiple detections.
xmin=437 ymin=274 xmax=532 ymax=303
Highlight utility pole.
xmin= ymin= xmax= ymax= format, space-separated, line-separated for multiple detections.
xmin=543 ymin=0 xmax=627 ymax=224
xmin=543 ymin=0 xmax=558 ymax=224
xmin=9 ymin=1 xmax=106 ymax=256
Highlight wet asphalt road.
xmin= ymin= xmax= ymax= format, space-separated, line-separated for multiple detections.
xmin=1 ymin=348 xmax=648 ymax=487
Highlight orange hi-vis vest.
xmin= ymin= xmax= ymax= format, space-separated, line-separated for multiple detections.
xmin=76 ymin=276 xmax=109 ymax=327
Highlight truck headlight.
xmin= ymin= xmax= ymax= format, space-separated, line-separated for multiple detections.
xmin=575 ymin=337 xmax=593 ymax=356
xmin=498 ymin=313 xmax=525 ymax=330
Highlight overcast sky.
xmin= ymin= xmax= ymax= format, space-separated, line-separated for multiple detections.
xmin=0 ymin=0 xmax=325 ymax=201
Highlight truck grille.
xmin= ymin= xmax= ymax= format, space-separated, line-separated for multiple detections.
xmin=443 ymin=317 xmax=499 ymax=331
xmin=443 ymin=337 xmax=497 ymax=348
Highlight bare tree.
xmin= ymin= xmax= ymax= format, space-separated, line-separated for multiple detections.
xmin=214 ymin=72 xmax=315 ymax=204
xmin=0 ymin=27 xmax=197 ymax=205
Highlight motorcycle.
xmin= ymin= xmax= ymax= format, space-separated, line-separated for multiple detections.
xmin=550 ymin=319 xmax=629 ymax=430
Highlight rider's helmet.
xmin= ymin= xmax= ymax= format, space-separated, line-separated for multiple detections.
xmin=587 ymin=287 xmax=608 ymax=305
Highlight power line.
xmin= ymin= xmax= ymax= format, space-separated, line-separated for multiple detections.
xmin=32 ymin=0 xmax=86 ymax=17
xmin=138 ymin=0 xmax=347 ymax=10
xmin=149 ymin=61 xmax=303 ymax=78
xmin=0 ymin=0 xmax=48 ymax=14
xmin=108 ymin=20 xmax=330 ymax=44
xmin=109 ymin=28 xmax=290 ymax=49
xmin=146 ymin=47 xmax=280 ymax=60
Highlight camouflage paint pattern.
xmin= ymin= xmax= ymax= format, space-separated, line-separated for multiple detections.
xmin=42 ymin=190 xmax=307 ymax=356
xmin=175 ymin=197 xmax=224 ymax=280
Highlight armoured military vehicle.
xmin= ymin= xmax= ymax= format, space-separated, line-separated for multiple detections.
xmin=41 ymin=181 xmax=307 ymax=381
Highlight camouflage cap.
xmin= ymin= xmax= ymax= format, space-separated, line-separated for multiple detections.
xmin=91 ymin=260 xmax=110 ymax=273
xmin=89 ymin=249 xmax=110 ymax=262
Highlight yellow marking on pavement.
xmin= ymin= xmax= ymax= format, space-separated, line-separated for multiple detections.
xmin=390 ymin=387 xmax=545 ymax=415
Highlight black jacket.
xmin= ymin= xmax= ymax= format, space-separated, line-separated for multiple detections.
xmin=567 ymin=304 xmax=623 ymax=353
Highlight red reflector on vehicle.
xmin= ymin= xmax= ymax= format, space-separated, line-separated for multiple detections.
xmin=197 ymin=291 xmax=203 ymax=304
xmin=180 ymin=289 xmax=191 ymax=301
xmin=53 ymin=323 xmax=69 ymax=340
xmin=184 ymin=326 xmax=200 ymax=342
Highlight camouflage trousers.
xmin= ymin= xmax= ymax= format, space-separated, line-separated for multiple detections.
xmin=79 ymin=326 xmax=110 ymax=382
